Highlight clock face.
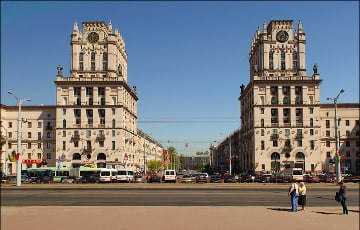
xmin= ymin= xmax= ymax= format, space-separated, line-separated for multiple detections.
xmin=276 ymin=30 xmax=289 ymax=43
xmin=87 ymin=32 xmax=99 ymax=43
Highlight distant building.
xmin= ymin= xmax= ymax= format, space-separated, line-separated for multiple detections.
xmin=0 ymin=21 xmax=163 ymax=174
xmin=183 ymin=155 xmax=210 ymax=170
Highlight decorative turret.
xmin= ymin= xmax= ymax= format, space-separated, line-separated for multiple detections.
xmin=73 ymin=21 xmax=79 ymax=33
xmin=298 ymin=20 xmax=303 ymax=32
xmin=115 ymin=26 xmax=119 ymax=35
xmin=108 ymin=20 xmax=113 ymax=33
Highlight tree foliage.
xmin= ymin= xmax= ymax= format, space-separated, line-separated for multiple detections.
xmin=147 ymin=160 xmax=162 ymax=172
xmin=196 ymin=151 xmax=209 ymax=155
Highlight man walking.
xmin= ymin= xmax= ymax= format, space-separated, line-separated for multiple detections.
xmin=338 ymin=182 xmax=348 ymax=215
xmin=288 ymin=179 xmax=299 ymax=212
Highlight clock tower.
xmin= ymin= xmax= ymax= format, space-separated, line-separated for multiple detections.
xmin=55 ymin=21 xmax=138 ymax=169
xmin=240 ymin=20 xmax=322 ymax=174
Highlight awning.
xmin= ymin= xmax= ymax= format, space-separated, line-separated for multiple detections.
xmin=22 ymin=159 xmax=43 ymax=164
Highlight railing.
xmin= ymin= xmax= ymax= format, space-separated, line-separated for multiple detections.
xmin=45 ymin=126 xmax=53 ymax=131
xmin=283 ymin=145 xmax=292 ymax=151
xmin=270 ymin=134 xmax=279 ymax=140
xmin=83 ymin=147 xmax=92 ymax=153
xmin=96 ymin=134 xmax=105 ymax=141
xmin=295 ymin=134 xmax=303 ymax=139
xmin=71 ymin=135 xmax=80 ymax=141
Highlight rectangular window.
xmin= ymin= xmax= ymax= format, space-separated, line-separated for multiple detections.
xmin=74 ymin=141 xmax=79 ymax=148
xmin=86 ymin=87 xmax=93 ymax=96
xmin=346 ymin=131 xmax=350 ymax=136
xmin=8 ymin=143 xmax=11 ymax=149
xmin=79 ymin=62 xmax=83 ymax=71
xmin=102 ymin=62 xmax=107 ymax=70
xmin=74 ymin=87 xmax=81 ymax=96
xmin=28 ymin=122 xmax=32 ymax=128
xmin=297 ymin=140 xmax=302 ymax=147
xmin=260 ymin=108 xmax=264 ymax=114
xmin=112 ymin=130 xmax=116 ymax=137
xmin=37 ymin=132 xmax=41 ymax=139
xmin=62 ymin=141 xmax=66 ymax=150
xmin=261 ymin=141 xmax=265 ymax=150
xmin=89 ymin=98 xmax=93 ymax=105
xmin=8 ymin=122 xmax=12 ymax=128
xmin=47 ymin=153 xmax=51 ymax=159
xmin=281 ymin=62 xmax=285 ymax=70
xmin=91 ymin=62 xmax=95 ymax=71
xmin=47 ymin=143 xmax=51 ymax=149
xmin=326 ymin=141 xmax=330 ymax=147
xmin=310 ymin=129 xmax=314 ymax=135
xmin=37 ymin=153 xmax=41 ymax=159
xmin=91 ymin=52 xmax=95 ymax=60
xmin=326 ymin=120 xmax=330 ymax=128
xmin=346 ymin=120 xmax=350 ymax=126
xmin=63 ymin=109 xmax=66 ymax=115
xmin=88 ymin=118 xmax=93 ymax=125
xmin=269 ymin=61 xmax=273 ymax=70
xmin=310 ymin=140 xmax=315 ymax=150
xmin=292 ymin=61 xmax=297 ymax=69
xmin=98 ymin=87 xmax=105 ymax=96
xmin=346 ymin=141 xmax=350 ymax=147
xmin=99 ymin=141 xmax=104 ymax=147
xmin=326 ymin=131 xmax=330 ymax=137
xmin=76 ymin=119 xmax=81 ymax=125
xmin=27 ymin=143 xmax=31 ymax=149
xmin=112 ymin=141 xmax=116 ymax=150
xmin=28 ymin=153 xmax=32 ymax=159
xmin=273 ymin=140 xmax=278 ymax=147
xmin=79 ymin=53 xmax=83 ymax=61
xmin=112 ymin=108 xmax=116 ymax=115
xmin=327 ymin=152 xmax=331 ymax=158
xmin=63 ymin=131 xmax=66 ymax=137
xmin=86 ymin=130 xmax=91 ymax=136
xmin=28 ymin=132 xmax=32 ymax=138
xmin=346 ymin=151 xmax=350 ymax=157
xmin=38 ymin=122 xmax=42 ymax=128
xmin=262 ymin=164 xmax=265 ymax=171
xmin=37 ymin=143 xmax=41 ymax=149
xmin=285 ymin=129 xmax=290 ymax=136
xmin=47 ymin=132 xmax=51 ymax=138
xmin=310 ymin=108 xmax=314 ymax=114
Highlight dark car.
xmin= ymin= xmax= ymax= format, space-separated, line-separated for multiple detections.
xmin=343 ymin=174 xmax=354 ymax=183
xmin=270 ymin=174 xmax=283 ymax=183
xmin=223 ymin=174 xmax=236 ymax=183
xmin=148 ymin=175 xmax=161 ymax=183
xmin=31 ymin=175 xmax=53 ymax=183
xmin=210 ymin=174 xmax=221 ymax=183
xmin=79 ymin=174 xmax=100 ymax=183
xmin=324 ymin=174 xmax=336 ymax=183
xmin=304 ymin=175 xmax=320 ymax=183
xmin=239 ymin=173 xmax=252 ymax=183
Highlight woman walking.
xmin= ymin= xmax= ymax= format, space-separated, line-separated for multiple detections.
xmin=288 ymin=179 xmax=299 ymax=212
xmin=298 ymin=182 xmax=307 ymax=211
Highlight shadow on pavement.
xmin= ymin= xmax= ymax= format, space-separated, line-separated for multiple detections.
xmin=268 ymin=208 xmax=292 ymax=212
xmin=349 ymin=210 xmax=359 ymax=213
xmin=312 ymin=211 xmax=342 ymax=215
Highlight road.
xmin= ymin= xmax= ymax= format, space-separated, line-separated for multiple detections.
xmin=2 ymin=183 xmax=359 ymax=206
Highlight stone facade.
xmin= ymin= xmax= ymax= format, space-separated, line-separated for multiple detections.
xmin=214 ymin=20 xmax=359 ymax=175
xmin=0 ymin=21 xmax=163 ymax=174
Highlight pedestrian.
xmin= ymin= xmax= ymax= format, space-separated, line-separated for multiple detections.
xmin=298 ymin=182 xmax=307 ymax=211
xmin=337 ymin=181 xmax=348 ymax=215
xmin=288 ymin=178 xmax=299 ymax=212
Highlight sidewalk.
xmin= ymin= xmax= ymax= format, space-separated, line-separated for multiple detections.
xmin=1 ymin=206 xmax=359 ymax=230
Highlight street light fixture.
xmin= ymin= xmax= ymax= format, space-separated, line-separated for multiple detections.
xmin=8 ymin=91 xmax=31 ymax=186
xmin=327 ymin=89 xmax=345 ymax=185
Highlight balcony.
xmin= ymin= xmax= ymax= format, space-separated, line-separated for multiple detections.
xmin=296 ymin=123 xmax=303 ymax=127
xmin=83 ymin=146 xmax=92 ymax=153
xmin=283 ymin=145 xmax=292 ymax=151
xmin=283 ymin=123 xmax=291 ymax=127
xmin=45 ymin=126 xmax=53 ymax=131
xmin=270 ymin=134 xmax=279 ymax=140
xmin=295 ymin=134 xmax=303 ymax=139
xmin=98 ymin=124 xmax=105 ymax=128
xmin=96 ymin=134 xmax=105 ymax=141
xmin=71 ymin=135 xmax=80 ymax=141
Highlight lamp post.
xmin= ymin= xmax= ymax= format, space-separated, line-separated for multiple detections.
xmin=8 ymin=91 xmax=31 ymax=186
xmin=327 ymin=89 xmax=345 ymax=185
xmin=1 ymin=126 xmax=8 ymax=175
xmin=229 ymin=137 xmax=232 ymax=175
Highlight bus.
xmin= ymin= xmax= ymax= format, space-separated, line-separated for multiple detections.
xmin=283 ymin=168 xmax=304 ymax=181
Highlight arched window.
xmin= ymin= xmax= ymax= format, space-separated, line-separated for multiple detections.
xmin=63 ymin=119 xmax=66 ymax=128
xmin=271 ymin=152 xmax=280 ymax=161
xmin=97 ymin=153 xmax=106 ymax=160
xmin=295 ymin=152 xmax=305 ymax=160
xmin=271 ymin=152 xmax=281 ymax=172
xmin=72 ymin=153 xmax=81 ymax=160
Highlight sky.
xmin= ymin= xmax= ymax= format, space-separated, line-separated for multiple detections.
xmin=1 ymin=1 xmax=359 ymax=156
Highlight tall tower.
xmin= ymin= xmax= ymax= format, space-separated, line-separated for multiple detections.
xmin=54 ymin=21 xmax=138 ymax=169
xmin=239 ymin=20 xmax=322 ymax=174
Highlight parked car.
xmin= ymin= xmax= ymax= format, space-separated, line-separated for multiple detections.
xmin=2 ymin=176 xmax=17 ymax=184
xmin=270 ymin=174 xmax=283 ymax=183
xmin=31 ymin=175 xmax=53 ymax=183
xmin=148 ymin=175 xmax=161 ymax=183
xmin=61 ymin=176 xmax=81 ymax=183
xmin=342 ymin=174 xmax=354 ymax=183
xmin=195 ymin=173 xmax=208 ymax=183
xmin=210 ymin=174 xmax=221 ymax=183
xmin=79 ymin=174 xmax=100 ymax=183
xmin=304 ymin=174 xmax=320 ymax=183
xmin=181 ymin=174 xmax=196 ymax=183
xmin=223 ymin=174 xmax=236 ymax=183
xmin=282 ymin=175 xmax=291 ymax=183
xmin=238 ymin=173 xmax=251 ymax=183
xmin=134 ymin=175 xmax=145 ymax=183
xmin=324 ymin=174 xmax=336 ymax=183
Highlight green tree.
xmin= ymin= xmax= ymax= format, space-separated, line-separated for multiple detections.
xmin=147 ymin=160 xmax=162 ymax=172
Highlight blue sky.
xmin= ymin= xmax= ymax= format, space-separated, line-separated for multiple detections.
xmin=1 ymin=2 xmax=359 ymax=155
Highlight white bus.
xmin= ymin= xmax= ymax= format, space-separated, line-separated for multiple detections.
xmin=283 ymin=168 xmax=304 ymax=181
xmin=116 ymin=168 xmax=134 ymax=183
xmin=99 ymin=168 xmax=117 ymax=183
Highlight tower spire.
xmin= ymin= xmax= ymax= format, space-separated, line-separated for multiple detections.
xmin=108 ymin=20 xmax=113 ymax=33
xmin=73 ymin=21 xmax=79 ymax=33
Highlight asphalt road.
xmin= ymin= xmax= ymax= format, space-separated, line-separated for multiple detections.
xmin=2 ymin=184 xmax=359 ymax=206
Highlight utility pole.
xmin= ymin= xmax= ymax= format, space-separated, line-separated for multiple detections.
xmin=327 ymin=89 xmax=345 ymax=185
xmin=143 ymin=136 xmax=146 ymax=176
xmin=229 ymin=137 xmax=232 ymax=175
xmin=1 ymin=126 xmax=8 ymax=175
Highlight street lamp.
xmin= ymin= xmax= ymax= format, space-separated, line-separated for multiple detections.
xmin=8 ymin=91 xmax=31 ymax=186
xmin=1 ymin=126 xmax=9 ymax=175
xmin=327 ymin=89 xmax=345 ymax=185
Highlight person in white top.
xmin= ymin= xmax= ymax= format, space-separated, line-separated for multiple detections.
xmin=288 ymin=179 xmax=299 ymax=212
